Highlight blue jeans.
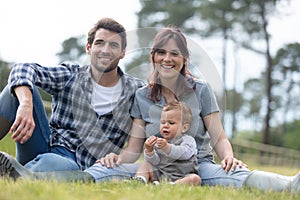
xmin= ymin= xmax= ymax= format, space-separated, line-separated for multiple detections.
xmin=85 ymin=160 xmax=250 ymax=187
xmin=85 ymin=163 xmax=140 ymax=182
xmin=198 ymin=160 xmax=250 ymax=187
xmin=25 ymin=147 xmax=80 ymax=172
xmin=0 ymin=85 xmax=79 ymax=172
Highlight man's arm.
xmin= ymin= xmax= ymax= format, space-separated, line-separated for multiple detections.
xmin=10 ymin=86 xmax=35 ymax=144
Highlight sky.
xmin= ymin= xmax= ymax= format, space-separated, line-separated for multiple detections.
xmin=0 ymin=0 xmax=141 ymax=64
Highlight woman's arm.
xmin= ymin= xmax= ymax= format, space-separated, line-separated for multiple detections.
xmin=204 ymin=112 xmax=247 ymax=172
xmin=118 ymin=118 xmax=146 ymax=163
xmin=97 ymin=118 xmax=146 ymax=168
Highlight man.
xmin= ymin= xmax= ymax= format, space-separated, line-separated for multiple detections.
xmin=0 ymin=18 xmax=144 ymax=179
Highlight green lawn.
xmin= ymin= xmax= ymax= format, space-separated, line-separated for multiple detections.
xmin=0 ymin=134 xmax=15 ymax=155
xmin=0 ymin=178 xmax=299 ymax=200
xmin=1 ymin=135 xmax=299 ymax=200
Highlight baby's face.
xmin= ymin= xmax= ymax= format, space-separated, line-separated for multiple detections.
xmin=159 ymin=109 xmax=184 ymax=141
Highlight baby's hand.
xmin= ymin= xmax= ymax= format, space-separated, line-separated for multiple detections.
xmin=145 ymin=136 xmax=157 ymax=152
xmin=156 ymin=138 xmax=168 ymax=149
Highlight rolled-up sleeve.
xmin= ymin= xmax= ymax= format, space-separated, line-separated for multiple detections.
xmin=8 ymin=62 xmax=77 ymax=95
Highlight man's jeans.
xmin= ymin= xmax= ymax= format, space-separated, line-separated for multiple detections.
xmin=0 ymin=85 xmax=79 ymax=171
xmin=85 ymin=163 xmax=140 ymax=182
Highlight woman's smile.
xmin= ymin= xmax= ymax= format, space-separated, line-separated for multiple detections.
xmin=160 ymin=64 xmax=175 ymax=69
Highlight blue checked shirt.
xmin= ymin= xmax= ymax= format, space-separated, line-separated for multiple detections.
xmin=9 ymin=63 xmax=145 ymax=169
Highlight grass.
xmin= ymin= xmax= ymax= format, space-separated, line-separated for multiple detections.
xmin=0 ymin=178 xmax=299 ymax=200
xmin=0 ymin=134 xmax=15 ymax=155
xmin=1 ymin=135 xmax=299 ymax=200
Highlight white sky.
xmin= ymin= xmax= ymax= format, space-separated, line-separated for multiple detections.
xmin=0 ymin=0 xmax=140 ymax=64
xmin=0 ymin=0 xmax=299 ymax=80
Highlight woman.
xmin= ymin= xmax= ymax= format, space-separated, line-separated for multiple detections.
xmin=97 ymin=25 xmax=299 ymax=192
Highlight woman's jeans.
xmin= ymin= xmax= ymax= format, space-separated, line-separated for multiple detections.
xmin=198 ymin=160 xmax=250 ymax=187
xmin=85 ymin=160 xmax=250 ymax=187
xmin=0 ymin=85 xmax=79 ymax=171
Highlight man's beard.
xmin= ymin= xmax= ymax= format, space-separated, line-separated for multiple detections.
xmin=94 ymin=59 xmax=119 ymax=73
xmin=101 ymin=64 xmax=118 ymax=73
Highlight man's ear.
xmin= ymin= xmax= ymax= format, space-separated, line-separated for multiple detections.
xmin=120 ymin=49 xmax=126 ymax=59
xmin=86 ymin=43 xmax=91 ymax=55
xmin=182 ymin=123 xmax=190 ymax=133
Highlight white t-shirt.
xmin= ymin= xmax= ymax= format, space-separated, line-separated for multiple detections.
xmin=91 ymin=78 xmax=122 ymax=115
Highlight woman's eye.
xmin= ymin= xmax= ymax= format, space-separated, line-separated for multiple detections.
xmin=156 ymin=49 xmax=166 ymax=54
xmin=171 ymin=51 xmax=179 ymax=56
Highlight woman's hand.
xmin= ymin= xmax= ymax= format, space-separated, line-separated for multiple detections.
xmin=96 ymin=152 xmax=120 ymax=168
xmin=221 ymin=156 xmax=247 ymax=173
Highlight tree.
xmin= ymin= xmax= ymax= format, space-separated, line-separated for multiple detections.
xmin=138 ymin=0 xmax=198 ymax=29
xmin=197 ymin=0 xmax=242 ymax=90
xmin=235 ymin=0 xmax=289 ymax=144
xmin=243 ymin=78 xmax=264 ymax=132
xmin=56 ymin=35 xmax=87 ymax=64
xmin=272 ymin=43 xmax=300 ymax=132
xmin=226 ymin=89 xmax=244 ymax=137
xmin=197 ymin=0 xmax=243 ymax=137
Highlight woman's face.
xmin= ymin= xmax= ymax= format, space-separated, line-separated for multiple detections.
xmin=153 ymin=38 xmax=185 ymax=80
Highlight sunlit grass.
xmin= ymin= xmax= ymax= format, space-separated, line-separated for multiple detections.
xmin=0 ymin=134 xmax=15 ymax=155
xmin=1 ymin=135 xmax=299 ymax=200
xmin=0 ymin=178 xmax=299 ymax=200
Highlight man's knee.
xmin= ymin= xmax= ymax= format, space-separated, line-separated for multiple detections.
xmin=85 ymin=163 xmax=136 ymax=182
xmin=24 ymin=153 xmax=79 ymax=172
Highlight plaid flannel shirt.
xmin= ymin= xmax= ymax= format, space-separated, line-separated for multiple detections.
xmin=9 ymin=62 xmax=145 ymax=169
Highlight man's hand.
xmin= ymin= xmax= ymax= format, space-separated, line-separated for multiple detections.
xmin=10 ymin=86 xmax=35 ymax=144
xmin=10 ymin=104 xmax=35 ymax=144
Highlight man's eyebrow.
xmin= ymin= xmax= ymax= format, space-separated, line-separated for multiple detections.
xmin=94 ymin=39 xmax=104 ymax=42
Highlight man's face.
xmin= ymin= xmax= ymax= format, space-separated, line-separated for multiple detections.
xmin=86 ymin=28 xmax=125 ymax=74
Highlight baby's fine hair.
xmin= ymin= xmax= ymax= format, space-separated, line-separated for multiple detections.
xmin=162 ymin=101 xmax=192 ymax=125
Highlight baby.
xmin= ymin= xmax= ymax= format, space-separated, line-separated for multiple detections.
xmin=133 ymin=101 xmax=201 ymax=185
